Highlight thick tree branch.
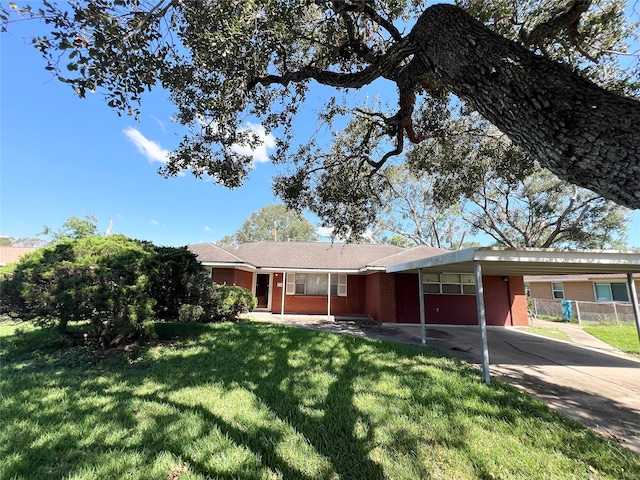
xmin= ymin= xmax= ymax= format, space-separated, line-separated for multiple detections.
xmin=519 ymin=0 xmax=592 ymax=50
xmin=412 ymin=4 xmax=640 ymax=208
xmin=247 ymin=36 xmax=414 ymax=90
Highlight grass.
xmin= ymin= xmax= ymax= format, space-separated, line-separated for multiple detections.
xmin=522 ymin=326 xmax=573 ymax=343
xmin=583 ymin=325 xmax=640 ymax=358
xmin=1 ymin=319 xmax=639 ymax=479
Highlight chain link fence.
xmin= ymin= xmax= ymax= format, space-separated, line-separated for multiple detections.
xmin=528 ymin=297 xmax=638 ymax=325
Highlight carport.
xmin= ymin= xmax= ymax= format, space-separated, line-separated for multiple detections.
xmin=387 ymin=247 xmax=640 ymax=385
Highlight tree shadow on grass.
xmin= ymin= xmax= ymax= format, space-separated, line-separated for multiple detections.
xmin=2 ymin=321 xmax=639 ymax=479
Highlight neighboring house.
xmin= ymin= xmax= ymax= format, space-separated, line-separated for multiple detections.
xmin=0 ymin=246 xmax=38 ymax=267
xmin=525 ymin=274 xmax=640 ymax=303
xmin=188 ymin=242 xmax=529 ymax=326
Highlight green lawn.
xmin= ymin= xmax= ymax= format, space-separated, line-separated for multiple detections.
xmin=1 ymin=319 xmax=639 ymax=479
xmin=583 ymin=325 xmax=640 ymax=358
xmin=522 ymin=326 xmax=574 ymax=343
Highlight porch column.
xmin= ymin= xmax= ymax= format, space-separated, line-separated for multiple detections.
xmin=281 ymin=271 xmax=286 ymax=320
xmin=327 ymin=272 xmax=332 ymax=320
xmin=417 ymin=268 xmax=426 ymax=345
xmin=474 ymin=261 xmax=491 ymax=386
xmin=627 ymin=273 xmax=640 ymax=342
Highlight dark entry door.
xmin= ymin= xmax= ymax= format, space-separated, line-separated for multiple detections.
xmin=255 ymin=274 xmax=270 ymax=308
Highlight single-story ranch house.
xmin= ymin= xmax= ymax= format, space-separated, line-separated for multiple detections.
xmin=188 ymin=242 xmax=529 ymax=326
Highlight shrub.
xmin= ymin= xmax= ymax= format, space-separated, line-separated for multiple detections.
xmin=0 ymin=235 xmax=157 ymax=344
xmin=147 ymin=246 xmax=215 ymax=320
xmin=178 ymin=304 xmax=207 ymax=323
xmin=211 ymin=285 xmax=257 ymax=321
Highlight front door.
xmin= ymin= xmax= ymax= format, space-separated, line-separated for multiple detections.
xmin=255 ymin=274 xmax=270 ymax=309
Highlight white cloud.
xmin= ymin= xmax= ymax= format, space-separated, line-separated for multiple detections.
xmin=123 ymin=126 xmax=170 ymax=165
xmin=317 ymin=226 xmax=334 ymax=239
xmin=150 ymin=220 xmax=160 ymax=226
xmin=231 ymin=122 xmax=276 ymax=164
xmin=150 ymin=115 xmax=166 ymax=131
xmin=204 ymin=226 xmax=211 ymax=232
xmin=124 ymin=122 xmax=276 ymax=174
xmin=316 ymin=225 xmax=375 ymax=242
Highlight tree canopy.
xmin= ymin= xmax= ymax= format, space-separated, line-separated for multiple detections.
xmin=218 ymin=203 xmax=318 ymax=244
xmin=40 ymin=213 xmax=100 ymax=243
xmin=4 ymin=1 xmax=639 ymax=237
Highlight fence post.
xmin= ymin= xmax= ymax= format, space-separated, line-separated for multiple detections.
xmin=534 ymin=298 xmax=538 ymax=318
xmin=613 ymin=301 xmax=618 ymax=324
xmin=574 ymin=300 xmax=581 ymax=325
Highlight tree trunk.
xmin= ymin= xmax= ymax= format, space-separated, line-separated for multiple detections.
xmin=411 ymin=4 xmax=640 ymax=209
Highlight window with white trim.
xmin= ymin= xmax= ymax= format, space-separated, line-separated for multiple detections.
xmin=594 ymin=282 xmax=629 ymax=302
xmin=552 ymin=282 xmax=564 ymax=299
xmin=524 ymin=283 xmax=531 ymax=298
xmin=422 ymin=273 xmax=476 ymax=295
xmin=286 ymin=273 xmax=347 ymax=296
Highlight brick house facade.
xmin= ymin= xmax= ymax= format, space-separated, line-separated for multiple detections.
xmin=189 ymin=242 xmax=529 ymax=326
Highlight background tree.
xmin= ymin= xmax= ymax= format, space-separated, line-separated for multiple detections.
xmin=3 ymin=0 xmax=639 ymax=237
xmin=218 ymin=204 xmax=318 ymax=245
xmin=464 ymin=163 xmax=630 ymax=248
xmin=3 ymin=237 xmax=48 ymax=247
xmin=374 ymin=117 xmax=630 ymax=249
xmin=40 ymin=214 xmax=100 ymax=243
xmin=373 ymin=164 xmax=473 ymax=249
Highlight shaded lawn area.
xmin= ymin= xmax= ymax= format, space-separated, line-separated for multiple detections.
xmin=1 ymin=320 xmax=639 ymax=479
xmin=583 ymin=325 xmax=640 ymax=358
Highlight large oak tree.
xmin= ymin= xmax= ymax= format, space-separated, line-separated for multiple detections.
xmin=3 ymin=0 xmax=639 ymax=235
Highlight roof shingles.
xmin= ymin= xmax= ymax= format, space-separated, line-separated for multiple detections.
xmin=188 ymin=241 xmax=447 ymax=271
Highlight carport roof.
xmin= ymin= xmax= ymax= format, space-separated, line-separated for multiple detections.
xmin=386 ymin=247 xmax=640 ymax=276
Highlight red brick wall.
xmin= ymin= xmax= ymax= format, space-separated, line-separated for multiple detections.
xmin=363 ymin=273 xmax=397 ymax=323
xmin=236 ymin=270 xmax=253 ymax=290
xmin=269 ymin=273 xmax=366 ymax=315
xmin=364 ymin=274 xmax=382 ymax=320
xmin=211 ymin=268 xmax=253 ymax=290
xmin=508 ymin=276 xmax=529 ymax=326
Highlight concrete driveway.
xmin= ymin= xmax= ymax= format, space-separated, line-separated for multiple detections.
xmin=250 ymin=312 xmax=640 ymax=454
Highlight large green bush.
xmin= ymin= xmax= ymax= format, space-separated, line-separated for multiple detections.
xmin=211 ymin=285 xmax=257 ymax=321
xmin=0 ymin=236 xmax=257 ymax=344
xmin=1 ymin=236 xmax=157 ymax=343
xmin=146 ymin=246 xmax=215 ymax=320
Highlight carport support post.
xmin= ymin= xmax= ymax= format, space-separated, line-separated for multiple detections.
xmin=627 ymin=273 xmax=640 ymax=342
xmin=474 ymin=261 xmax=491 ymax=386
xmin=417 ymin=268 xmax=426 ymax=345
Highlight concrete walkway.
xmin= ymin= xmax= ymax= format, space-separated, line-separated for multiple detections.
xmin=249 ymin=312 xmax=640 ymax=454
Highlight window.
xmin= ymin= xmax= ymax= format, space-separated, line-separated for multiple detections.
xmin=286 ymin=273 xmax=347 ymax=296
xmin=422 ymin=273 xmax=476 ymax=295
xmin=594 ymin=282 xmax=629 ymax=302
xmin=552 ymin=282 xmax=564 ymax=299
xmin=524 ymin=283 xmax=531 ymax=298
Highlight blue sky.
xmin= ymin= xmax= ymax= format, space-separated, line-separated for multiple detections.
xmin=1 ymin=8 xmax=639 ymax=248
